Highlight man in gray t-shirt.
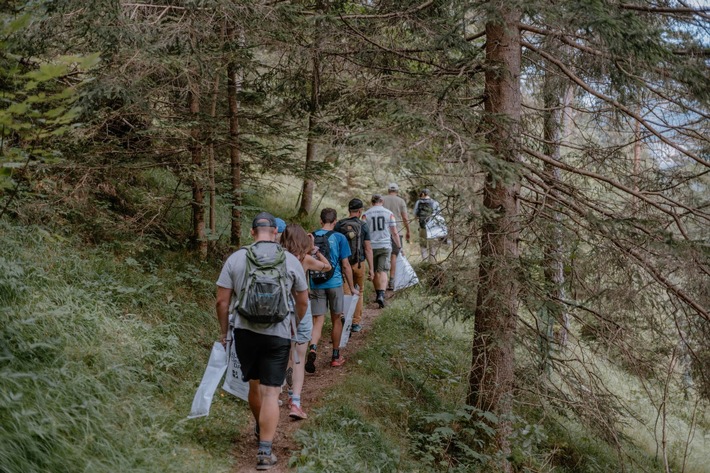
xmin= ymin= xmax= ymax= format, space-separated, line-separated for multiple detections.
xmin=215 ymin=212 xmax=308 ymax=471
xmin=382 ymin=183 xmax=411 ymax=290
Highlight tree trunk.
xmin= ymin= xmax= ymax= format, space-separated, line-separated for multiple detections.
xmin=296 ymin=1 xmax=323 ymax=218
xmin=189 ymin=82 xmax=207 ymax=259
xmin=539 ymin=64 xmax=572 ymax=372
xmin=227 ymin=52 xmax=241 ymax=248
xmin=208 ymin=75 xmax=219 ymax=242
xmin=467 ymin=4 xmax=521 ymax=470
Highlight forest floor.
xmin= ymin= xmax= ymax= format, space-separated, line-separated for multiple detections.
xmin=231 ymin=292 xmax=389 ymax=472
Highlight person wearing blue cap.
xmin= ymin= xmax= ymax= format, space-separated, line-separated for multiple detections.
xmin=215 ymin=211 xmax=309 ymax=470
xmin=274 ymin=218 xmax=286 ymax=243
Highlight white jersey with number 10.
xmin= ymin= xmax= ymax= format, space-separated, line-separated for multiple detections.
xmin=363 ymin=206 xmax=396 ymax=250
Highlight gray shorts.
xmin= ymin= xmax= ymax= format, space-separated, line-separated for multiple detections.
xmin=294 ymin=301 xmax=313 ymax=344
xmin=311 ymin=286 xmax=344 ymax=316
xmin=373 ymin=247 xmax=392 ymax=272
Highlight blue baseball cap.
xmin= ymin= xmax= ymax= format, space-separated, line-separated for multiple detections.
xmin=274 ymin=218 xmax=286 ymax=233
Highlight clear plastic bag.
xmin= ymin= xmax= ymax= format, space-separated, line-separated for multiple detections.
xmin=188 ymin=342 xmax=228 ymax=418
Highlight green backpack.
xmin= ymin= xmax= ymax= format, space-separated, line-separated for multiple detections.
xmin=235 ymin=242 xmax=290 ymax=324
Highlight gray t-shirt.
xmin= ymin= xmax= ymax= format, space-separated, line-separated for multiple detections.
xmin=216 ymin=242 xmax=308 ymax=339
xmin=382 ymin=194 xmax=408 ymax=235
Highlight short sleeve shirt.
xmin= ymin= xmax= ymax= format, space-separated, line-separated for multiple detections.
xmin=382 ymin=194 xmax=408 ymax=234
xmin=216 ymin=242 xmax=308 ymax=339
xmin=362 ymin=205 xmax=396 ymax=249
xmin=311 ymin=229 xmax=351 ymax=290
xmin=334 ymin=217 xmax=371 ymax=263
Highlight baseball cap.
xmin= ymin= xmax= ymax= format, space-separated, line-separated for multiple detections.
xmin=348 ymin=198 xmax=364 ymax=210
xmin=252 ymin=211 xmax=277 ymax=229
xmin=388 ymin=182 xmax=399 ymax=191
xmin=274 ymin=217 xmax=286 ymax=233
xmin=371 ymin=193 xmax=383 ymax=203
xmin=421 ymin=188 xmax=430 ymax=195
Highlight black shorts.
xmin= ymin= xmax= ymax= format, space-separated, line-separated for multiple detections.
xmin=234 ymin=329 xmax=291 ymax=387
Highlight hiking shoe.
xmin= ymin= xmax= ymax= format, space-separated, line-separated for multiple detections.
xmin=289 ymin=404 xmax=308 ymax=420
xmin=330 ymin=356 xmax=346 ymax=367
xmin=350 ymin=323 xmax=362 ymax=333
xmin=285 ymin=366 xmax=293 ymax=387
xmin=256 ymin=452 xmax=277 ymax=470
xmin=305 ymin=349 xmax=317 ymax=374
xmin=387 ymin=280 xmax=394 ymax=291
xmin=376 ymin=294 xmax=385 ymax=308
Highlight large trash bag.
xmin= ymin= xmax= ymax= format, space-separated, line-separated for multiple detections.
xmin=426 ymin=214 xmax=448 ymax=240
xmin=394 ymin=253 xmax=419 ymax=291
xmin=188 ymin=342 xmax=228 ymax=418
xmin=339 ymin=294 xmax=359 ymax=348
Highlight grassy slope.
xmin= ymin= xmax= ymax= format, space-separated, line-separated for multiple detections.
xmin=2 ymin=172 xmax=708 ymax=473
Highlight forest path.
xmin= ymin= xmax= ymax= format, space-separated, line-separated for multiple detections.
xmin=231 ymin=293 xmax=388 ymax=472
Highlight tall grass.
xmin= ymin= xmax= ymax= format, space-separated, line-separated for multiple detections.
xmin=0 ymin=220 xmax=244 ymax=473
xmin=289 ymin=290 xmax=710 ymax=472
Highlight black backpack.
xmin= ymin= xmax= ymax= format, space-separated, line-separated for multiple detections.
xmin=417 ymin=200 xmax=434 ymax=228
xmin=234 ymin=242 xmax=290 ymax=324
xmin=336 ymin=218 xmax=364 ymax=265
xmin=310 ymin=230 xmax=336 ymax=284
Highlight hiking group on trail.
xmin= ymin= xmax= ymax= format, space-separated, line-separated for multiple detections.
xmin=213 ymin=186 xmax=445 ymax=471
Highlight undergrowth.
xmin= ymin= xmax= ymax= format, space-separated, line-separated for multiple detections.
xmin=0 ymin=219 xmax=243 ymax=473
xmin=289 ymin=291 xmax=694 ymax=473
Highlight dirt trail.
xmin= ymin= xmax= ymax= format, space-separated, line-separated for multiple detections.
xmin=231 ymin=295 xmax=387 ymax=472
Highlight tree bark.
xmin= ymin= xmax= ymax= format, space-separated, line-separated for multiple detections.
xmin=208 ymin=74 xmax=219 ymax=241
xmin=227 ymin=50 xmax=241 ymax=248
xmin=296 ymin=0 xmax=323 ymax=218
xmin=189 ymin=82 xmax=207 ymax=259
xmin=539 ymin=63 xmax=572 ymax=372
xmin=467 ymin=4 xmax=521 ymax=469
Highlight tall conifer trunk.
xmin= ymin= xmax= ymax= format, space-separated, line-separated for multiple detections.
xmin=296 ymin=0 xmax=323 ymax=218
xmin=467 ymin=4 xmax=521 ymax=468
xmin=539 ymin=65 xmax=571 ymax=371
xmin=227 ymin=30 xmax=241 ymax=248
xmin=189 ymin=84 xmax=207 ymax=259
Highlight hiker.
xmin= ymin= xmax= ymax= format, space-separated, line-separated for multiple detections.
xmin=306 ymin=208 xmax=359 ymax=373
xmin=381 ymin=182 xmax=411 ymax=290
xmin=334 ymin=198 xmax=374 ymax=333
xmin=362 ymin=194 xmax=401 ymax=308
xmin=280 ymin=223 xmax=332 ymax=421
xmin=215 ymin=212 xmax=309 ymax=471
xmin=413 ymin=188 xmax=444 ymax=262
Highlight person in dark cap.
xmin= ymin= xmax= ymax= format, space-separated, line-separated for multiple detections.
xmin=382 ymin=183 xmax=411 ymax=290
xmin=413 ymin=189 xmax=442 ymax=262
xmin=363 ymin=194 xmax=401 ymax=308
xmin=215 ymin=211 xmax=309 ymax=470
xmin=334 ymin=198 xmax=374 ymax=332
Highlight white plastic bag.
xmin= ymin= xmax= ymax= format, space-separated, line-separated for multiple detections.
xmin=188 ymin=342 xmax=228 ymax=419
xmin=426 ymin=215 xmax=448 ymax=240
xmin=222 ymin=335 xmax=250 ymax=401
xmin=394 ymin=253 xmax=419 ymax=291
xmin=339 ymin=294 xmax=359 ymax=348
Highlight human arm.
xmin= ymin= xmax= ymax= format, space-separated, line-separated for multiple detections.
xmin=293 ymin=289 xmax=308 ymax=323
xmin=216 ymin=286 xmax=232 ymax=347
xmin=401 ymin=208 xmax=411 ymax=244
xmin=364 ymin=240 xmax=374 ymax=281
xmin=304 ymin=251 xmax=332 ymax=273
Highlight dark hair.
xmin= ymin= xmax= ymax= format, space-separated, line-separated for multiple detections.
xmin=320 ymin=208 xmax=337 ymax=224
xmin=281 ymin=223 xmax=310 ymax=257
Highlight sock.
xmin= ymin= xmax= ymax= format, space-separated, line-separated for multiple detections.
xmin=258 ymin=440 xmax=272 ymax=455
xmin=377 ymin=290 xmax=385 ymax=298
xmin=332 ymin=348 xmax=340 ymax=359
xmin=291 ymin=394 xmax=301 ymax=408
xmin=309 ymin=344 xmax=317 ymax=352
